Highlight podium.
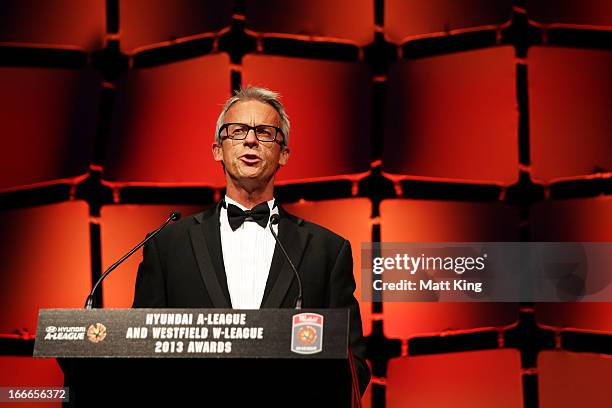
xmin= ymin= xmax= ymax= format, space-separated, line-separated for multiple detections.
xmin=34 ymin=308 xmax=362 ymax=407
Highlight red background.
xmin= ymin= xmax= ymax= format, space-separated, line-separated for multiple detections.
xmin=0 ymin=1 xmax=611 ymax=407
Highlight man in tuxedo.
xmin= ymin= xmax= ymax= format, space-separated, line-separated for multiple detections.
xmin=132 ymin=86 xmax=370 ymax=396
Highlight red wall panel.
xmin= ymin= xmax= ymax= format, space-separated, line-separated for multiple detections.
xmin=0 ymin=0 xmax=106 ymax=51
xmin=0 ymin=67 xmax=100 ymax=192
xmin=104 ymin=54 xmax=230 ymax=186
xmin=380 ymin=199 xmax=519 ymax=338
xmin=387 ymin=350 xmax=523 ymax=408
xmin=531 ymin=197 xmax=612 ymax=332
xmin=100 ymin=204 xmax=206 ymax=308
xmin=384 ymin=47 xmax=518 ymax=185
xmin=529 ymin=46 xmax=612 ymax=183
xmin=538 ymin=351 xmax=612 ymax=408
xmin=527 ymin=0 xmax=612 ymax=27
xmin=530 ymin=197 xmax=612 ymax=242
xmin=0 ymin=202 xmax=91 ymax=334
xmin=119 ymin=0 xmax=233 ymax=54
xmin=244 ymin=0 xmax=374 ymax=45
xmin=385 ymin=0 xmax=513 ymax=43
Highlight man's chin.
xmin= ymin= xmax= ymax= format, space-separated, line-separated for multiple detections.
xmin=237 ymin=170 xmax=263 ymax=179
xmin=229 ymin=169 xmax=267 ymax=184
xmin=235 ymin=164 xmax=266 ymax=177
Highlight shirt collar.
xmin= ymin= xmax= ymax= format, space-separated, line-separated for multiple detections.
xmin=223 ymin=195 xmax=276 ymax=212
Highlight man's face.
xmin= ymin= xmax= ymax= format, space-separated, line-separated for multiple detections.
xmin=212 ymin=100 xmax=289 ymax=188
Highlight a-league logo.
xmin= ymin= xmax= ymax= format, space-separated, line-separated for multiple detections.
xmin=291 ymin=313 xmax=323 ymax=354
xmin=86 ymin=323 xmax=107 ymax=343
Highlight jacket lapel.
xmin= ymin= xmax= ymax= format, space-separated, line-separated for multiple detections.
xmin=189 ymin=203 xmax=232 ymax=308
xmin=260 ymin=207 xmax=310 ymax=308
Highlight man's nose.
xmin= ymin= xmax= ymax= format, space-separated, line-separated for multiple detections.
xmin=243 ymin=128 xmax=259 ymax=146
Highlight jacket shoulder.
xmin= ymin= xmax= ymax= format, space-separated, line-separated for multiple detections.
xmin=282 ymin=208 xmax=348 ymax=247
xmin=154 ymin=206 xmax=215 ymax=241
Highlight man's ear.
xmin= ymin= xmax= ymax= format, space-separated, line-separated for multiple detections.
xmin=212 ymin=142 xmax=223 ymax=162
xmin=279 ymin=146 xmax=290 ymax=166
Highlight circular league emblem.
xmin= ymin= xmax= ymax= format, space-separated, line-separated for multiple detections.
xmin=297 ymin=325 xmax=317 ymax=345
xmin=87 ymin=323 xmax=107 ymax=343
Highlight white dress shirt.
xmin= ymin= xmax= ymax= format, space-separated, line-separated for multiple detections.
xmin=219 ymin=195 xmax=278 ymax=309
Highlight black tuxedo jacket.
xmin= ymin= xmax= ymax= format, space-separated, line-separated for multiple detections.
xmin=132 ymin=202 xmax=370 ymax=394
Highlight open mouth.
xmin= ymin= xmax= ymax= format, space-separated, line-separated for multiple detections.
xmin=239 ymin=154 xmax=261 ymax=165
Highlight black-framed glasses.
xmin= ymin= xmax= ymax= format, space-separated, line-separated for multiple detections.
xmin=219 ymin=123 xmax=284 ymax=144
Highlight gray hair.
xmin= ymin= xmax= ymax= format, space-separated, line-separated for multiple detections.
xmin=215 ymin=86 xmax=290 ymax=147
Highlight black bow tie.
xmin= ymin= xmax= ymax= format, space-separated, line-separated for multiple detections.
xmin=225 ymin=201 xmax=270 ymax=231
